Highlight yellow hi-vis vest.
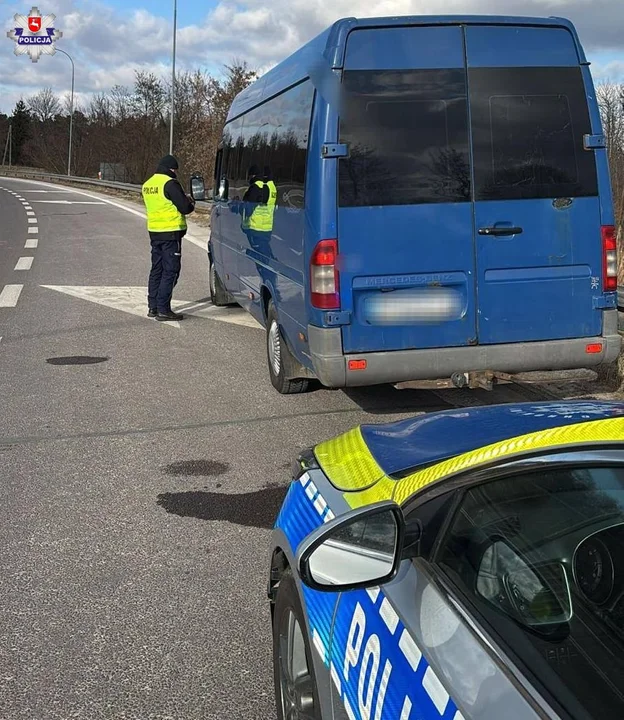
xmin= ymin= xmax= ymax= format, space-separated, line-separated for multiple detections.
xmin=142 ymin=173 xmax=187 ymax=232
xmin=245 ymin=180 xmax=277 ymax=232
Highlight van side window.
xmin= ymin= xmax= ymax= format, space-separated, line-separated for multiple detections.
xmin=223 ymin=80 xmax=314 ymax=209
xmin=223 ymin=118 xmax=244 ymax=199
xmin=338 ymin=68 xmax=471 ymax=207
xmin=470 ymin=67 xmax=598 ymax=201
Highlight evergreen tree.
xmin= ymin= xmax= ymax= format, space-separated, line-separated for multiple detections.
xmin=11 ymin=100 xmax=31 ymax=166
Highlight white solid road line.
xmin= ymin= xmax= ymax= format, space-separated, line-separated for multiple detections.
xmin=0 ymin=285 xmax=24 ymax=307
xmin=25 ymin=238 xmax=38 ymax=248
xmin=6 ymin=177 xmax=207 ymax=250
xmin=41 ymin=285 xmax=262 ymax=329
xmin=15 ymin=257 xmax=34 ymax=271
xmin=33 ymin=200 xmax=106 ymax=205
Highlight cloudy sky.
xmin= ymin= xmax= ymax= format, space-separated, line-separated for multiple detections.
xmin=1 ymin=0 xmax=623 ymax=114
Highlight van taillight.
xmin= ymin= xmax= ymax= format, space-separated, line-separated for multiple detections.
xmin=310 ymin=239 xmax=339 ymax=309
xmin=602 ymin=225 xmax=618 ymax=291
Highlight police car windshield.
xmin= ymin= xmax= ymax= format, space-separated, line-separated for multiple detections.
xmin=439 ymin=464 xmax=624 ymax=719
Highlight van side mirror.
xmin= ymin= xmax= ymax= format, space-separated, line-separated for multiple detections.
xmin=217 ymin=176 xmax=229 ymax=201
xmin=297 ymin=501 xmax=405 ymax=592
xmin=190 ymin=174 xmax=206 ymax=201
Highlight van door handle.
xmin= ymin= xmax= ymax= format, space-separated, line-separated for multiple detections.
xmin=478 ymin=226 xmax=523 ymax=237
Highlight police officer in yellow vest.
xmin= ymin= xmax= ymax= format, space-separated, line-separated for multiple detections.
xmin=141 ymin=155 xmax=195 ymax=321
xmin=241 ymin=165 xmax=277 ymax=255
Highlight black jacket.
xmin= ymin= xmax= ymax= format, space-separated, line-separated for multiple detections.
xmin=157 ymin=165 xmax=195 ymax=216
xmin=243 ymin=179 xmax=269 ymax=205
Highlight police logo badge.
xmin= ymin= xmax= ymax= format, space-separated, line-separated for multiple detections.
xmin=6 ymin=6 xmax=63 ymax=63
xmin=28 ymin=15 xmax=42 ymax=32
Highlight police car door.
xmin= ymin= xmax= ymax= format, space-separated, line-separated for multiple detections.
xmin=327 ymin=493 xmax=544 ymax=720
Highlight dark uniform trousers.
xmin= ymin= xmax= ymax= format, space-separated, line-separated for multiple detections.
xmin=148 ymin=230 xmax=184 ymax=312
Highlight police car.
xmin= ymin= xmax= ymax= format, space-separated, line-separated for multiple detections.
xmin=268 ymin=401 xmax=624 ymax=720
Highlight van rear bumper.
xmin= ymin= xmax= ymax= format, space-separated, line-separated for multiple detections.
xmin=307 ymin=310 xmax=622 ymax=388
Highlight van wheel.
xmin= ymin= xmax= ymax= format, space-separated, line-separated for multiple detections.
xmin=267 ymin=302 xmax=309 ymax=394
xmin=209 ymin=260 xmax=230 ymax=307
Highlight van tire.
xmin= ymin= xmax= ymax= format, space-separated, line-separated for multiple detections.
xmin=210 ymin=260 xmax=231 ymax=307
xmin=266 ymin=302 xmax=309 ymax=394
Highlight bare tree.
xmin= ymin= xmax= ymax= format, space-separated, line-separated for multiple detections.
xmin=12 ymin=60 xmax=256 ymax=184
xmin=597 ymin=82 xmax=624 ymax=278
xmin=27 ymin=87 xmax=61 ymax=122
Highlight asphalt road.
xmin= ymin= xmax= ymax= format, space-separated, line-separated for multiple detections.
xmin=0 ymin=177 xmax=561 ymax=720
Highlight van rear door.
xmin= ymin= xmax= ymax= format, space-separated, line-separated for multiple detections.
xmin=465 ymin=25 xmax=602 ymax=344
xmin=337 ymin=26 xmax=478 ymax=354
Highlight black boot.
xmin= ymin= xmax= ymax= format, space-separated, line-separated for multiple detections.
xmin=155 ymin=310 xmax=184 ymax=321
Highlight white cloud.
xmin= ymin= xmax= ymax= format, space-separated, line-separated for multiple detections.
xmin=591 ymin=61 xmax=624 ymax=84
xmin=1 ymin=0 xmax=624 ymax=113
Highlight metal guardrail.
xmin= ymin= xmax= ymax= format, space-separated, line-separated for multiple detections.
xmin=0 ymin=167 xmax=213 ymax=209
xmin=2 ymin=166 xmax=624 ymax=307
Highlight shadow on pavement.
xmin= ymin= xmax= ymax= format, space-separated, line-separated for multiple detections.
xmin=341 ymin=381 xmax=553 ymax=415
xmin=341 ymin=384 xmax=451 ymax=415
xmin=156 ymin=483 xmax=288 ymax=529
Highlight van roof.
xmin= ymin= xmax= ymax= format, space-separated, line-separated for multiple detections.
xmin=227 ymin=15 xmax=584 ymax=121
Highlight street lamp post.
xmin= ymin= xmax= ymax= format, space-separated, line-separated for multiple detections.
xmin=169 ymin=0 xmax=177 ymax=155
xmin=55 ymin=47 xmax=74 ymax=176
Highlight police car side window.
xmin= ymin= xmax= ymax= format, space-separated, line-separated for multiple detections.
xmin=434 ymin=466 xmax=624 ymax=720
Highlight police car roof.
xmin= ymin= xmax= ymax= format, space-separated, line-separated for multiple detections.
xmin=360 ymin=401 xmax=624 ymax=477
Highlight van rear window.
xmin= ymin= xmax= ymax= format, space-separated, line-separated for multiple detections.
xmin=470 ymin=67 xmax=598 ymax=201
xmin=338 ymin=69 xmax=471 ymax=207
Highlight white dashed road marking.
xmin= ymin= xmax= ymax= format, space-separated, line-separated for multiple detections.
xmin=28 ymin=227 xmax=38 ymax=234
xmin=27 ymin=218 xmax=37 ymax=224
xmin=0 ymin=285 xmax=24 ymax=307
xmin=26 ymin=211 xmax=35 ymax=216
xmin=15 ymin=257 xmax=34 ymax=271
xmin=14 ymin=256 xmax=34 ymax=271
xmin=6 ymin=177 xmax=207 ymax=250
xmin=25 ymin=238 xmax=38 ymax=249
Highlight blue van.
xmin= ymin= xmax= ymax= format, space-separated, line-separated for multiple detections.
xmin=206 ymin=15 xmax=621 ymax=394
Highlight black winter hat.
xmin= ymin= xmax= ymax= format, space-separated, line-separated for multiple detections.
xmin=158 ymin=154 xmax=179 ymax=170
